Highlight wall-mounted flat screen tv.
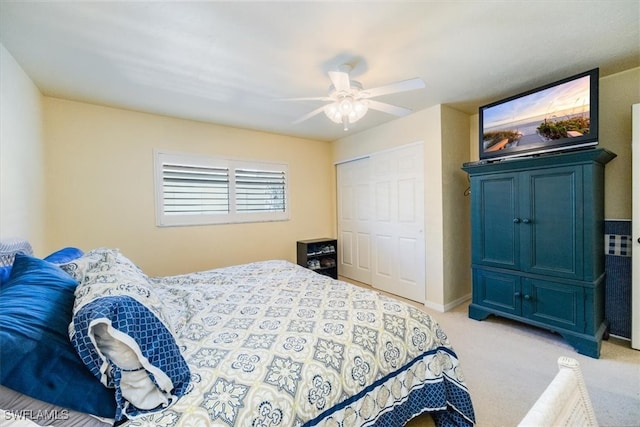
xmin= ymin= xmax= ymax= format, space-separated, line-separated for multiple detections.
xmin=479 ymin=68 xmax=598 ymax=161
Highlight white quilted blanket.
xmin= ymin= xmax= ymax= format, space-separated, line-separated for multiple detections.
xmin=119 ymin=260 xmax=475 ymax=427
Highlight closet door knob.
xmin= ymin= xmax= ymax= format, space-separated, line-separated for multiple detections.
xmin=513 ymin=218 xmax=521 ymax=223
xmin=522 ymin=218 xmax=531 ymax=224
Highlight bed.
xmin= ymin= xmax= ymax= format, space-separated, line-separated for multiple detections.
xmin=0 ymin=241 xmax=475 ymax=427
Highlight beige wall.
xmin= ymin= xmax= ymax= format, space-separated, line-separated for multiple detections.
xmin=440 ymin=106 xmax=471 ymax=305
xmin=599 ymin=67 xmax=639 ymax=219
xmin=43 ymin=98 xmax=335 ymax=276
xmin=332 ymin=104 xmax=471 ymax=310
xmin=0 ymin=44 xmax=46 ymax=253
xmin=468 ymin=67 xmax=640 ymax=219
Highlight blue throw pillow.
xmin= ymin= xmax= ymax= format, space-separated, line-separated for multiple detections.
xmin=0 ymin=254 xmax=116 ymax=418
xmin=0 ymin=247 xmax=82 ymax=287
xmin=0 ymin=265 xmax=11 ymax=285
xmin=43 ymin=247 xmax=84 ymax=264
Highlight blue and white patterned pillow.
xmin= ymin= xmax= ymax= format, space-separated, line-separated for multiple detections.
xmin=68 ymin=249 xmax=190 ymax=421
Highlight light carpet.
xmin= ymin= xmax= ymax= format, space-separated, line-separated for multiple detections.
xmin=422 ymin=302 xmax=639 ymax=427
xmin=344 ymin=278 xmax=640 ymax=427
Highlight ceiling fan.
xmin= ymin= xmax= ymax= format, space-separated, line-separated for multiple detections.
xmin=284 ymin=64 xmax=426 ymax=131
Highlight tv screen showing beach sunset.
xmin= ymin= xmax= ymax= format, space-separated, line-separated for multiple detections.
xmin=481 ymin=75 xmax=591 ymax=155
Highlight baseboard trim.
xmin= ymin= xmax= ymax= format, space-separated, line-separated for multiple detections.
xmin=425 ymin=294 xmax=471 ymax=313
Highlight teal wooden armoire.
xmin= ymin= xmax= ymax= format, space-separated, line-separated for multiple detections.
xmin=462 ymin=148 xmax=616 ymax=358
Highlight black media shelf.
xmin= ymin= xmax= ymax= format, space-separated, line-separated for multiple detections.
xmin=296 ymin=238 xmax=338 ymax=279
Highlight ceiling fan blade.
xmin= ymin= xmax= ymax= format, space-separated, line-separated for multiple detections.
xmin=360 ymin=78 xmax=425 ymax=98
xmin=328 ymin=70 xmax=351 ymax=93
xmin=292 ymin=105 xmax=327 ymax=124
xmin=367 ymin=100 xmax=412 ymax=116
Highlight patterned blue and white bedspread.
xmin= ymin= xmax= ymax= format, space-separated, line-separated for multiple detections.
xmin=123 ymin=260 xmax=475 ymax=427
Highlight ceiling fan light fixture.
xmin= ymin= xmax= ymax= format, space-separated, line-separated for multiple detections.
xmin=323 ymin=103 xmax=343 ymax=123
xmin=352 ymin=99 xmax=368 ymax=117
xmin=339 ymin=97 xmax=353 ymax=114
xmin=323 ymin=96 xmax=368 ymax=129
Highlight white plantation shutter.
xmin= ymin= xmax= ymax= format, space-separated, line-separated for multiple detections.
xmin=235 ymin=168 xmax=286 ymax=213
xmin=155 ymin=151 xmax=289 ymax=226
xmin=162 ymin=163 xmax=230 ymax=215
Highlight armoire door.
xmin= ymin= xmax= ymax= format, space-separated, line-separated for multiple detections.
xmin=522 ymin=166 xmax=584 ymax=280
xmin=471 ymin=172 xmax=520 ymax=270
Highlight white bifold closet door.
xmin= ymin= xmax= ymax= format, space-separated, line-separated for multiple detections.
xmin=337 ymin=157 xmax=373 ymax=284
xmin=337 ymin=142 xmax=425 ymax=303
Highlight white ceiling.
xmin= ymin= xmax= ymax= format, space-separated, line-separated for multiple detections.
xmin=1 ymin=1 xmax=638 ymax=142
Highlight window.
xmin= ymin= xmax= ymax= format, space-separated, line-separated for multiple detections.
xmin=155 ymin=151 xmax=288 ymax=226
